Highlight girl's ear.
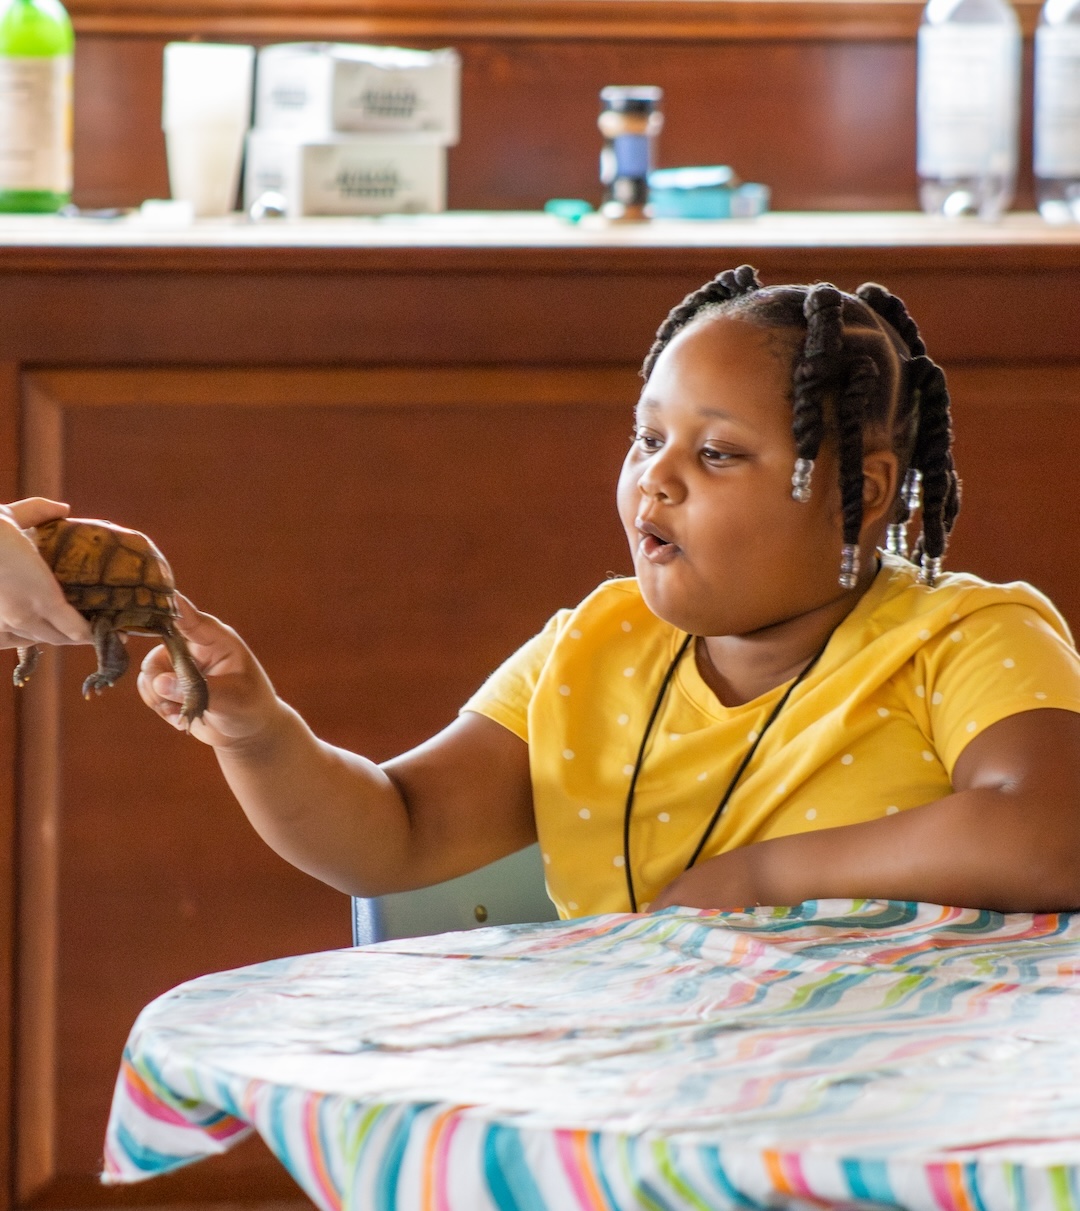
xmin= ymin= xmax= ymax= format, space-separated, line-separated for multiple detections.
xmin=860 ymin=449 xmax=899 ymax=534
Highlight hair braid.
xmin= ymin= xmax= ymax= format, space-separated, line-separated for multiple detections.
xmin=641 ymin=264 xmax=762 ymax=379
xmin=855 ymin=282 xmax=927 ymax=357
xmin=791 ymin=285 xmax=845 ymax=473
xmin=837 ymin=355 xmax=878 ymax=548
xmin=908 ymin=358 xmax=959 ymax=582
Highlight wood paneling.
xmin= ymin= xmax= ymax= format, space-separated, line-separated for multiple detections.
xmin=65 ymin=0 xmax=1049 ymax=41
xmin=13 ymin=365 xmax=636 ymax=1206
xmin=0 ymin=364 xmax=20 ymax=1211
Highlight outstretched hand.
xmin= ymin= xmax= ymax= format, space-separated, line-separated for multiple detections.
xmin=138 ymin=595 xmax=282 ymax=750
xmin=0 ymin=498 xmax=93 ymax=650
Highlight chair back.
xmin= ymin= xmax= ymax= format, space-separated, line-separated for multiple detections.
xmin=351 ymin=842 xmax=558 ymax=945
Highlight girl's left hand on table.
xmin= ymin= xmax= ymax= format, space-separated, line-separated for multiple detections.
xmin=649 ymin=846 xmax=772 ymax=913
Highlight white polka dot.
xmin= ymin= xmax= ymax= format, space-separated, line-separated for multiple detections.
xmin=622 ymin=764 xmax=635 ymax=776
xmin=669 ymin=732 xmax=682 ymax=742
xmin=559 ymin=684 xmax=571 ymax=696
xmin=915 ymin=685 xmax=926 ymax=698
xmin=1035 ymin=692 xmax=1048 ymax=700
xmin=805 ymin=808 xmax=818 ymax=820
xmin=697 ymin=771 xmax=708 ymax=781
xmin=886 ymin=805 xmax=900 ymax=815
xmin=569 ymin=629 xmax=582 ymax=639
xmin=623 ymin=667 xmax=636 ymax=678
xmin=877 ymin=707 xmax=890 ymax=718
xmin=922 ymin=750 xmax=935 ymax=762
xmin=841 ymin=753 xmax=854 ymax=766
xmin=950 ymin=630 xmax=964 ymax=643
xmin=966 ymin=721 xmax=977 ymax=733
xmin=617 ymin=713 xmax=630 ymax=726
xmin=562 ymin=748 xmax=575 ymax=760
xmin=578 ymin=808 xmax=591 ymax=820
xmin=543 ymin=852 xmax=551 ymax=865
xmin=613 ymin=855 xmax=625 ymax=868
xmin=777 ymin=782 xmax=788 ymax=795
xmin=932 ymin=691 xmax=944 ymax=705
xmin=1003 ymin=658 xmax=1015 ymax=669
xmin=621 ymin=620 xmax=632 ymax=633
xmin=950 ymin=613 xmax=961 ymax=623
xmin=918 ymin=629 xmax=932 ymax=641
xmin=1024 ymin=618 xmax=1036 ymax=628
xmin=657 ymin=812 xmax=671 ymax=823
xmin=747 ymin=729 xmax=759 ymax=743
xmin=568 ymin=901 xmax=579 ymax=911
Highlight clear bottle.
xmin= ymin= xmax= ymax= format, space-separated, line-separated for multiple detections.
xmin=917 ymin=0 xmax=1021 ymax=220
xmin=1035 ymin=0 xmax=1080 ymax=222
xmin=0 ymin=0 xmax=73 ymax=213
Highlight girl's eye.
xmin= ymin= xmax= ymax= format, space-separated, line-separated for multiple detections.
xmin=631 ymin=429 xmax=663 ymax=451
xmin=702 ymin=447 xmax=735 ymax=464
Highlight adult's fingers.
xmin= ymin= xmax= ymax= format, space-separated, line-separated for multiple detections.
xmin=5 ymin=498 xmax=72 ymax=528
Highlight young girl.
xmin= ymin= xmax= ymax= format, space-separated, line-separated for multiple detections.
xmin=139 ymin=267 xmax=1080 ymax=916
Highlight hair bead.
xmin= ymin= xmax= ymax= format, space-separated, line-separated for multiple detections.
xmin=885 ymin=524 xmax=908 ymax=557
xmin=839 ymin=544 xmax=860 ymax=589
xmin=902 ymin=468 xmax=923 ymax=513
xmin=919 ymin=555 xmax=943 ymax=587
xmin=791 ymin=457 xmax=814 ymax=503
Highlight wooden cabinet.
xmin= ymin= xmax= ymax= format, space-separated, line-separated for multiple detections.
xmin=1 ymin=214 xmax=1078 ymax=1208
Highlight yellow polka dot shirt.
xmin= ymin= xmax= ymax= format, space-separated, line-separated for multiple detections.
xmin=462 ymin=555 xmax=1080 ymax=918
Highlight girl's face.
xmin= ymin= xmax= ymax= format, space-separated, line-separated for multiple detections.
xmin=617 ymin=314 xmax=854 ymax=639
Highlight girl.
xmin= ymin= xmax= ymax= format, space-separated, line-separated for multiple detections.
xmin=139 ymin=267 xmax=1080 ymax=916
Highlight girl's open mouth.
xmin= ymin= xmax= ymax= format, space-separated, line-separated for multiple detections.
xmin=639 ymin=533 xmax=680 ymax=564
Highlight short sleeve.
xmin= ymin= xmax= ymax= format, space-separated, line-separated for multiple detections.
xmin=922 ymin=602 xmax=1080 ymax=775
xmin=459 ymin=610 xmax=568 ymax=743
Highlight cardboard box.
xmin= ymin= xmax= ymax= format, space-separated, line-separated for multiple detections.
xmin=244 ymin=129 xmax=447 ymax=216
xmin=255 ymin=43 xmax=460 ymax=144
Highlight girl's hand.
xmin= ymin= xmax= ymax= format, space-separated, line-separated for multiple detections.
xmin=649 ymin=847 xmax=767 ymax=913
xmin=138 ymin=595 xmax=284 ymax=751
xmin=0 ymin=498 xmax=93 ymax=649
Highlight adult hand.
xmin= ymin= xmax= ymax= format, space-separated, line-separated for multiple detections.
xmin=0 ymin=499 xmax=93 ymax=649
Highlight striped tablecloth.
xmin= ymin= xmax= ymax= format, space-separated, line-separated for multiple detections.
xmin=103 ymin=901 xmax=1080 ymax=1210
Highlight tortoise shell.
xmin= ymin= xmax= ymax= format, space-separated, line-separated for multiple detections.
xmin=33 ymin=517 xmax=178 ymax=629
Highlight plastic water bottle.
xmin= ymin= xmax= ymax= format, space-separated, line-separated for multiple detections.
xmin=0 ymin=0 xmax=73 ymax=213
xmin=1035 ymin=0 xmax=1080 ymax=222
xmin=917 ymin=0 xmax=1021 ymax=220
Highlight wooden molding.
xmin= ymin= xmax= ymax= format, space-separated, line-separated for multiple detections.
xmin=64 ymin=0 xmax=1044 ymax=43
xmin=13 ymin=378 xmax=64 ymax=1205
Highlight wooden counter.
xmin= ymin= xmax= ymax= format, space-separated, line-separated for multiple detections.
xmin=0 ymin=211 xmax=1078 ymax=1210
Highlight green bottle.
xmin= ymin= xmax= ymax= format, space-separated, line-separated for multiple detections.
xmin=0 ymin=0 xmax=73 ymax=213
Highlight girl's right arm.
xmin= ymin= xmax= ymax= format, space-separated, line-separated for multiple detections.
xmin=137 ymin=596 xmax=537 ymax=897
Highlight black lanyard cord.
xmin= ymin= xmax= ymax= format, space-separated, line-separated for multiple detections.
xmin=622 ymin=631 xmax=834 ymax=913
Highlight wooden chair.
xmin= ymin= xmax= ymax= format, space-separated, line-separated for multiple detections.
xmin=351 ymin=843 xmax=558 ymax=945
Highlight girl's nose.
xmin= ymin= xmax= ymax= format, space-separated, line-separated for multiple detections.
xmin=638 ymin=449 xmax=685 ymax=504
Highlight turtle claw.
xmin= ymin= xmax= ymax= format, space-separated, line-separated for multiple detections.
xmin=82 ymin=671 xmax=119 ymax=699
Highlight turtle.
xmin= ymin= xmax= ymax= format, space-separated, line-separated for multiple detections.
xmin=12 ymin=517 xmax=208 ymax=725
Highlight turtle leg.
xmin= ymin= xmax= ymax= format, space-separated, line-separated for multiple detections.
xmin=83 ymin=615 xmax=128 ymax=699
xmin=159 ymin=624 xmax=209 ymax=726
xmin=13 ymin=644 xmax=41 ymax=688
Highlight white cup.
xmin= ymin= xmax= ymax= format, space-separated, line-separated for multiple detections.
xmin=162 ymin=42 xmax=255 ymax=218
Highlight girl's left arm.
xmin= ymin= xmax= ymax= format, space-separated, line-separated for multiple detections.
xmin=651 ymin=707 xmax=1080 ymax=914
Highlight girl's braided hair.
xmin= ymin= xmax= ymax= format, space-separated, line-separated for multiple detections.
xmin=641 ymin=266 xmax=960 ymax=586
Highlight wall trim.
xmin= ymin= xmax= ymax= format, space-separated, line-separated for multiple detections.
xmin=65 ymin=0 xmax=1043 ymax=43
